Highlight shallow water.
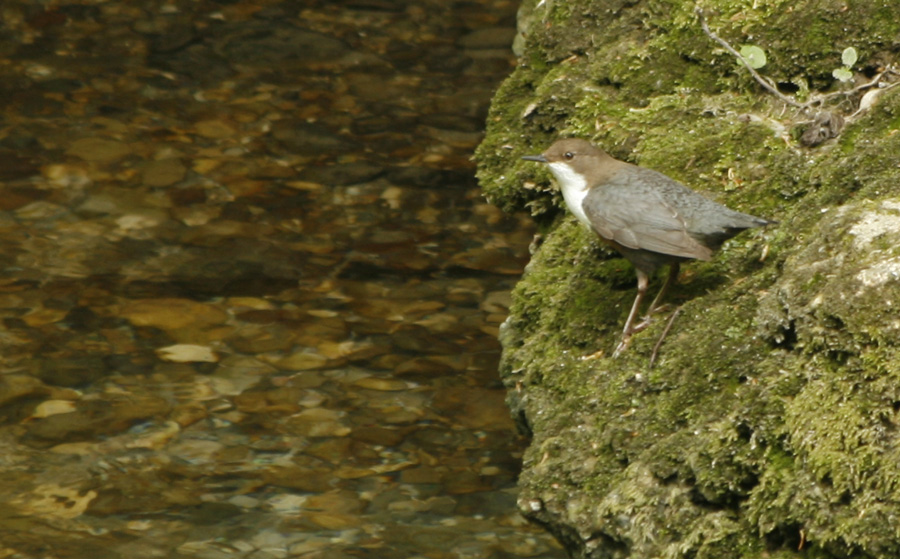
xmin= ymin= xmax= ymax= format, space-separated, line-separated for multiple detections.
xmin=0 ymin=0 xmax=561 ymax=557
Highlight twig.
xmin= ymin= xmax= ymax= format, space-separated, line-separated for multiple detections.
xmin=697 ymin=8 xmax=805 ymax=109
xmin=813 ymin=70 xmax=886 ymax=106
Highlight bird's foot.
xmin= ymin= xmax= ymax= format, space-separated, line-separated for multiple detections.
xmin=612 ymin=335 xmax=632 ymax=358
xmin=648 ymin=303 xmax=672 ymax=316
xmin=633 ymin=304 xmax=672 ymax=333
xmin=631 ymin=319 xmax=651 ymax=334
xmin=632 ymin=315 xmax=655 ymax=333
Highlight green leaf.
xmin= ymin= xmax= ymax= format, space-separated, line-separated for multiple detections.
xmin=841 ymin=47 xmax=858 ymax=68
xmin=833 ymin=67 xmax=854 ymax=82
xmin=739 ymin=45 xmax=767 ymax=69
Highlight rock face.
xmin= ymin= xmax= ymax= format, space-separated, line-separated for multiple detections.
xmin=476 ymin=1 xmax=900 ymax=558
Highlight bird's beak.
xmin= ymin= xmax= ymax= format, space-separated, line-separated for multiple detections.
xmin=521 ymin=154 xmax=547 ymax=163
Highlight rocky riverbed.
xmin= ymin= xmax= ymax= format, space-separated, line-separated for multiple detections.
xmin=0 ymin=0 xmax=563 ymax=557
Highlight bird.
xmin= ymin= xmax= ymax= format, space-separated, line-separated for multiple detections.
xmin=522 ymin=138 xmax=774 ymax=357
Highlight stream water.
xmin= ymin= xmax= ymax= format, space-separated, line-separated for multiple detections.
xmin=0 ymin=0 xmax=563 ymax=557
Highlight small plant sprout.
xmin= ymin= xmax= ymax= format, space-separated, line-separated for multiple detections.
xmin=833 ymin=47 xmax=857 ymax=82
xmin=739 ymin=45 xmax=767 ymax=69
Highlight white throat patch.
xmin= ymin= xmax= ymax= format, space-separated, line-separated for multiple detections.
xmin=548 ymin=162 xmax=591 ymax=228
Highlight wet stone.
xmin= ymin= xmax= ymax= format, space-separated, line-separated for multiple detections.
xmin=0 ymin=186 xmax=48 ymax=211
xmin=400 ymin=465 xmax=444 ymax=485
xmin=37 ymin=355 xmax=108 ymax=387
xmin=171 ymin=402 xmax=208 ymax=427
xmin=304 ymin=437 xmax=354 ymax=465
xmin=353 ymin=377 xmax=408 ymax=391
xmin=297 ymin=161 xmax=384 ymax=186
xmin=0 ymin=373 xmax=45 ymax=404
xmin=217 ymin=25 xmax=350 ymax=65
xmin=390 ymin=325 xmax=462 ymax=354
xmin=265 ymin=349 xmax=331 ymax=371
xmin=226 ymin=324 xmax=298 ymax=353
xmin=419 ymin=113 xmax=483 ymax=133
xmin=393 ymin=356 xmax=459 ymax=377
xmin=263 ymin=467 xmax=336 ymax=493
xmin=234 ymin=384 xmax=310 ymax=414
xmin=119 ymin=298 xmax=230 ymax=332
xmin=156 ymin=344 xmax=218 ymax=363
xmin=459 ymin=27 xmax=518 ymax=49
xmin=350 ymin=425 xmax=406 ymax=447
xmin=65 ymin=137 xmax=133 ymax=163
xmin=280 ymin=408 xmax=351 ymax=438
xmin=0 ymin=150 xmax=40 ymax=180
xmin=142 ymin=158 xmax=187 ymax=187
xmin=29 ymin=399 xmax=77 ymax=419
xmin=25 ymin=394 xmax=171 ymax=444
xmin=270 ymin=120 xmax=356 ymax=156
xmin=282 ymin=371 xmax=328 ymax=389
xmin=194 ymin=119 xmax=237 ymax=140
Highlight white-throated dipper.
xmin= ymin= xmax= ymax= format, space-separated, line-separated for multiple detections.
xmin=522 ymin=138 xmax=774 ymax=357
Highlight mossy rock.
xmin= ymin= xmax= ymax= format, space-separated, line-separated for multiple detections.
xmin=477 ymin=1 xmax=900 ymax=557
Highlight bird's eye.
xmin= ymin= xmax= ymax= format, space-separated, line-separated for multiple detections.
xmin=564 ymin=152 xmax=574 ymax=160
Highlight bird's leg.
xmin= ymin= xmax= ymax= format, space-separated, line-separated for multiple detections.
xmin=613 ymin=269 xmax=649 ymax=357
xmin=647 ymin=263 xmax=680 ymax=316
xmin=649 ymin=307 xmax=682 ymax=368
xmin=633 ymin=263 xmax=680 ymax=332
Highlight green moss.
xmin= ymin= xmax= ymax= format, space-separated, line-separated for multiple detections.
xmin=479 ymin=0 xmax=900 ymax=557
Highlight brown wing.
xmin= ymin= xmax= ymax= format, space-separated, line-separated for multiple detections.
xmin=581 ymin=167 xmax=713 ymax=261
